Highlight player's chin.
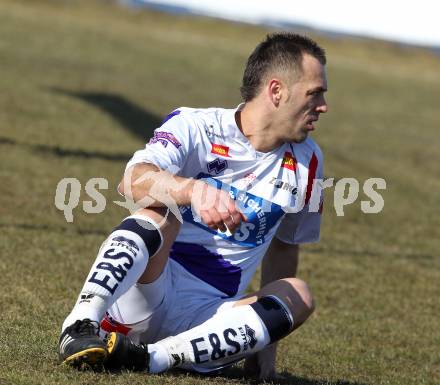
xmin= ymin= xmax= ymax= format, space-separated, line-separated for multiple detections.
xmin=291 ymin=132 xmax=308 ymax=143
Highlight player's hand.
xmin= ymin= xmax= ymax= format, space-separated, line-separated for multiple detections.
xmin=188 ymin=180 xmax=246 ymax=234
xmin=243 ymin=344 xmax=285 ymax=381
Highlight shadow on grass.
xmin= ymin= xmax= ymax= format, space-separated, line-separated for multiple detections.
xmin=34 ymin=143 xmax=132 ymax=162
xmin=1 ymin=88 xmax=163 ymax=162
xmin=49 ymin=87 xmax=161 ymax=141
xmin=0 ymin=135 xmax=131 ymax=163
xmin=165 ymin=366 xmax=366 ymax=385
xmin=0 ymin=137 xmax=16 ymax=145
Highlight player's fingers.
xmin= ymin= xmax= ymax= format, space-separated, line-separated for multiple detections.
xmin=200 ymin=211 xmax=217 ymax=231
xmin=223 ymin=215 xmax=238 ymax=233
xmin=227 ymin=201 xmax=246 ymax=230
xmin=207 ymin=209 xmax=227 ymax=233
xmin=220 ymin=209 xmax=240 ymax=233
xmin=216 ymin=190 xmax=231 ymax=214
xmin=217 ymin=210 xmax=236 ymax=233
xmin=229 ymin=209 xmax=243 ymax=224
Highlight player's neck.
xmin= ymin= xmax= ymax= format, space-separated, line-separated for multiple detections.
xmin=237 ymin=102 xmax=284 ymax=153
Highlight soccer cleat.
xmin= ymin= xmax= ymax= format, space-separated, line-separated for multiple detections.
xmin=59 ymin=319 xmax=107 ymax=369
xmin=105 ymin=332 xmax=149 ymax=371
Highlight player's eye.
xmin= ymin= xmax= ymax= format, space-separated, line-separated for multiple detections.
xmin=307 ymin=88 xmax=326 ymax=97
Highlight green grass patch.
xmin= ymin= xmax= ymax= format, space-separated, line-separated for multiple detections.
xmin=0 ymin=0 xmax=439 ymax=384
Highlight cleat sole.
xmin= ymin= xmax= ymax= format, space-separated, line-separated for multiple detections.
xmin=63 ymin=347 xmax=107 ymax=368
xmin=106 ymin=332 xmax=118 ymax=354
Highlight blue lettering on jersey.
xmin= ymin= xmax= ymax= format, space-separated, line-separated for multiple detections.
xmin=180 ymin=174 xmax=285 ymax=247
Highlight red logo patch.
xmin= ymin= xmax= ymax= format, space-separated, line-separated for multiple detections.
xmin=211 ymin=143 xmax=230 ymax=157
xmin=281 ymin=152 xmax=297 ymax=171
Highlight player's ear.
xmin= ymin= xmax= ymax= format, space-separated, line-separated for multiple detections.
xmin=268 ymin=78 xmax=282 ymax=107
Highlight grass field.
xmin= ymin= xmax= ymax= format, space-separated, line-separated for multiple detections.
xmin=1 ymin=1 xmax=439 ymax=384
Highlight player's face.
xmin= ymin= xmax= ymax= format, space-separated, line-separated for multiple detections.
xmin=278 ymin=54 xmax=328 ymax=143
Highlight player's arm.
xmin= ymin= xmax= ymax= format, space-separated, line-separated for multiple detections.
xmin=119 ymin=162 xmax=196 ymax=207
xmin=244 ymin=237 xmax=299 ymax=380
xmin=118 ymin=162 xmax=245 ymax=233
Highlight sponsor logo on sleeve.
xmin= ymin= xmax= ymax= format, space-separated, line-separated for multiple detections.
xmin=211 ymin=143 xmax=230 ymax=157
xmin=149 ymin=131 xmax=182 ymax=149
xmin=281 ymin=152 xmax=297 ymax=171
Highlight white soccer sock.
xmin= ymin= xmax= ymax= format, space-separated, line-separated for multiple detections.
xmin=147 ymin=296 xmax=293 ymax=373
xmin=62 ymin=215 xmax=163 ymax=332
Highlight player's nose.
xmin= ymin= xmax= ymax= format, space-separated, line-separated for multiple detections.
xmin=316 ymin=95 xmax=328 ymax=114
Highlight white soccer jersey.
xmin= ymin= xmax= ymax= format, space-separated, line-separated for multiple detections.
xmin=126 ymin=105 xmax=323 ymax=299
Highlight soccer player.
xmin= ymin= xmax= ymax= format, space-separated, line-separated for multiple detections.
xmin=59 ymin=32 xmax=328 ymax=379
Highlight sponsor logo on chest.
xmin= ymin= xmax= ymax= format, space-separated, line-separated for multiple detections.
xmin=281 ymin=151 xmax=297 ymax=171
xmin=211 ymin=143 xmax=231 ymax=157
xmin=269 ymin=177 xmax=297 ymax=195
xmin=207 ymin=158 xmax=228 ymax=174
xmin=236 ymin=172 xmax=257 ymax=190
xmin=205 ymin=125 xmax=224 ymax=139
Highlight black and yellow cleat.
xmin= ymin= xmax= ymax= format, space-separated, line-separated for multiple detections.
xmin=105 ymin=332 xmax=149 ymax=371
xmin=59 ymin=319 xmax=107 ymax=370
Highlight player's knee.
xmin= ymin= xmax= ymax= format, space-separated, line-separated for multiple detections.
xmin=133 ymin=208 xmax=182 ymax=283
xmin=282 ymin=277 xmax=315 ymax=324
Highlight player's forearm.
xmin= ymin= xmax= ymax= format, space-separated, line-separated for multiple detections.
xmin=261 ymin=238 xmax=299 ymax=286
xmin=119 ymin=163 xmax=245 ymax=233
xmin=118 ymin=163 xmax=196 ymax=208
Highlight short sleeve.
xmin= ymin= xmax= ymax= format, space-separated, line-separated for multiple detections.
xmin=275 ymin=208 xmax=321 ymax=244
xmin=125 ymin=109 xmax=196 ymax=174
xmin=275 ymin=145 xmax=324 ymax=244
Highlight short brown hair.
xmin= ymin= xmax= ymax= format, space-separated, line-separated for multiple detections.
xmin=240 ymin=33 xmax=326 ymax=102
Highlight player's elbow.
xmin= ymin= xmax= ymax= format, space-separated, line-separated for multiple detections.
xmin=117 ymin=179 xmax=126 ymax=196
xmin=118 ymin=174 xmax=134 ymax=198
xmin=118 ymin=166 xmax=135 ymax=197
xmin=118 ymin=164 xmax=154 ymax=199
